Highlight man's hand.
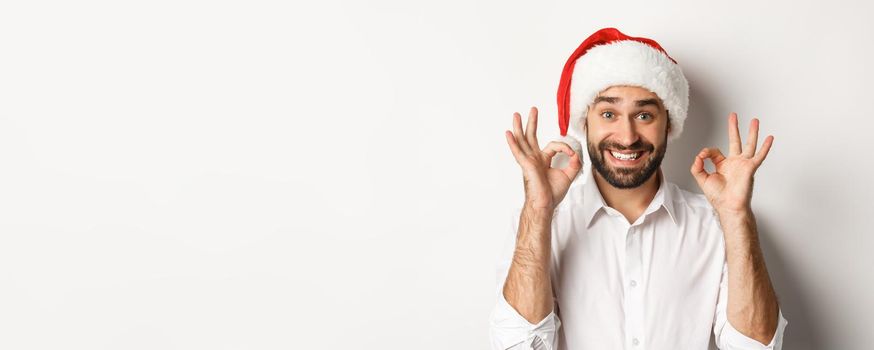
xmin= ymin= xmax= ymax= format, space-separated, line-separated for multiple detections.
xmin=690 ymin=112 xmax=774 ymax=213
xmin=503 ymin=106 xmax=581 ymax=325
xmin=693 ymin=112 xmax=782 ymax=344
xmin=505 ymin=106 xmax=582 ymax=211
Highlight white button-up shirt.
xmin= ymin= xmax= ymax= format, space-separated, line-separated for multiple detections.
xmin=489 ymin=167 xmax=788 ymax=350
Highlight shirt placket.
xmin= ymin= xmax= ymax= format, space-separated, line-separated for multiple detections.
xmin=624 ymin=223 xmax=644 ymax=349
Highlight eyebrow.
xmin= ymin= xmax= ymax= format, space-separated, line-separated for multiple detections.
xmin=592 ymin=96 xmax=662 ymax=109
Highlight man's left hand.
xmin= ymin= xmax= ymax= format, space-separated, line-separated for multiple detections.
xmin=691 ymin=112 xmax=774 ymax=214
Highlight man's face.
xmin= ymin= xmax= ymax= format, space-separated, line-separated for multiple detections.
xmin=585 ymin=85 xmax=670 ymax=189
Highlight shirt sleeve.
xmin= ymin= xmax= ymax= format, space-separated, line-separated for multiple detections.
xmin=713 ymin=260 xmax=789 ymax=349
xmin=489 ymin=208 xmax=562 ymax=350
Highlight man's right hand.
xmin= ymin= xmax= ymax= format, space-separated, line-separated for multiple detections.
xmin=505 ymin=106 xmax=583 ymax=211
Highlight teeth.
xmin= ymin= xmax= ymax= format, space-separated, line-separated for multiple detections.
xmin=610 ymin=151 xmax=640 ymax=160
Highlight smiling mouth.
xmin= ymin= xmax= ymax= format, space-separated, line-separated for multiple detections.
xmin=605 ymin=149 xmax=648 ymax=165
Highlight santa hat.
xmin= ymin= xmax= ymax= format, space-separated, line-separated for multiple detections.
xmin=552 ymin=28 xmax=690 ymax=164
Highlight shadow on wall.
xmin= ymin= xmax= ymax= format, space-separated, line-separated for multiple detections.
xmin=758 ymin=217 xmax=822 ymax=349
xmin=660 ymin=74 xmax=821 ymax=349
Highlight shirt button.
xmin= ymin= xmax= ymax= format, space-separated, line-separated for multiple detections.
xmin=630 ymin=280 xmax=637 ymax=287
xmin=632 ymin=337 xmax=640 ymax=346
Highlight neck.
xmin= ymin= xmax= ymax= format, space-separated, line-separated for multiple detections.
xmin=593 ymin=167 xmax=663 ymax=222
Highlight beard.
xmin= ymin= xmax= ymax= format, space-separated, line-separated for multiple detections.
xmin=587 ymin=136 xmax=667 ymax=189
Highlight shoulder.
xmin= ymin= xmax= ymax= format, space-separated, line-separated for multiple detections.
xmin=665 ymin=181 xmax=720 ymax=222
xmin=672 ymin=184 xmax=711 ymax=210
xmin=665 ymin=181 xmax=727 ymax=251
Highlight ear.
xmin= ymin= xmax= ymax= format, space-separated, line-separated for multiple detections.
xmin=665 ymin=109 xmax=671 ymax=134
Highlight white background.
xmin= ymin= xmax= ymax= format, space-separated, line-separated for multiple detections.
xmin=1 ymin=1 xmax=872 ymax=349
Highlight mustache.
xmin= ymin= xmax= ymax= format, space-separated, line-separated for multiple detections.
xmin=597 ymin=140 xmax=654 ymax=152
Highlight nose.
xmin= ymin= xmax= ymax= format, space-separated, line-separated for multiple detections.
xmin=614 ymin=117 xmax=640 ymax=148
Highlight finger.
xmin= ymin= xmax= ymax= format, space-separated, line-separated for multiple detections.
xmin=744 ymin=117 xmax=759 ymax=158
xmin=513 ymin=112 xmax=533 ymax=154
xmin=728 ymin=112 xmax=742 ymax=156
xmin=526 ymin=107 xmax=541 ymax=151
xmin=543 ymin=141 xmax=577 ymax=158
xmin=545 ymin=141 xmax=582 ymax=178
xmin=505 ymin=130 xmax=525 ymax=163
xmin=698 ymin=147 xmax=727 ymax=164
xmin=562 ymin=147 xmax=582 ymax=178
xmin=753 ymin=135 xmax=774 ymax=165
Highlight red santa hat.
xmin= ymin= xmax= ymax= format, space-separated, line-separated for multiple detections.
xmin=553 ymin=28 xmax=690 ymax=158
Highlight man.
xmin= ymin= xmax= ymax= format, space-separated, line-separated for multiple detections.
xmin=490 ymin=28 xmax=788 ymax=350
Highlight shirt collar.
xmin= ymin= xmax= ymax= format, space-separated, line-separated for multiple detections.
xmin=581 ymin=167 xmax=678 ymax=228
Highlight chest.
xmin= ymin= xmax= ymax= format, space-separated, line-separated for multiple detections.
xmin=551 ymin=209 xmax=725 ymax=328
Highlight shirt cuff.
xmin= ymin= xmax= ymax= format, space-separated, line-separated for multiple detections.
xmin=721 ymin=307 xmax=788 ymax=349
xmin=489 ymin=291 xmax=561 ymax=350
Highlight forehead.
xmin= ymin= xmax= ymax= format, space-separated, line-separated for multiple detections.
xmin=591 ymin=85 xmax=663 ymax=108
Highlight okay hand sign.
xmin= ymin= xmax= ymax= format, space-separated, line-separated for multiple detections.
xmin=505 ymin=107 xmax=582 ymax=211
xmin=690 ymin=112 xmax=774 ymax=214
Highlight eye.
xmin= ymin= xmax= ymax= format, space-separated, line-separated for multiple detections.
xmin=637 ymin=112 xmax=653 ymax=121
xmin=601 ymin=111 xmax=614 ymax=119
